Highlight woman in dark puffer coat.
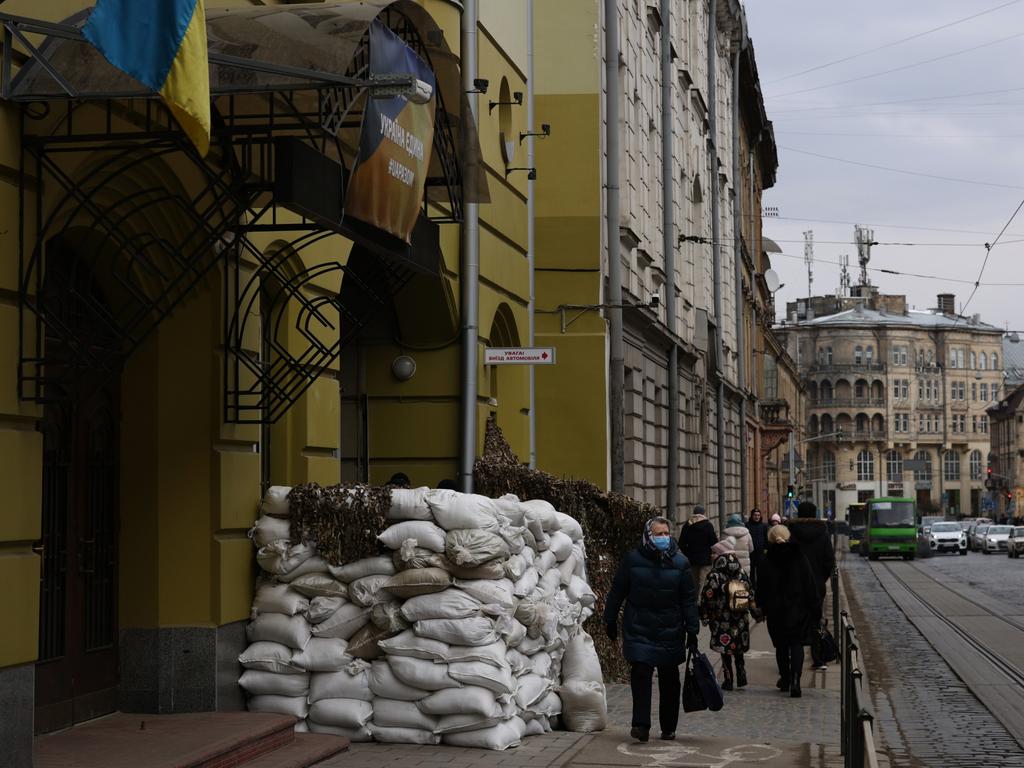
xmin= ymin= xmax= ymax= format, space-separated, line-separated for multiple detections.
xmin=605 ymin=516 xmax=701 ymax=744
xmin=755 ymin=524 xmax=821 ymax=698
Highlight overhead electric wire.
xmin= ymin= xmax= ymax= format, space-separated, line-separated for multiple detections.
xmin=959 ymin=196 xmax=1024 ymax=317
xmin=768 ymin=30 xmax=1024 ymax=100
xmin=777 ymin=145 xmax=1024 ymax=190
xmin=766 ymin=237 xmax=1024 ymax=248
xmin=765 ymin=0 xmax=1023 ymax=86
xmin=767 ymin=250 xmax=1024 ymax=287
xmin=746 ymin=213 xmax=1024 ymax=237
xmin=775 ymin=130 xmax=1024 ymax=139
xmin=770 ymin=84 xmax=1024 ymax=114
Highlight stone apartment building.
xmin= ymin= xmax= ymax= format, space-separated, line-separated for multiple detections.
xmin=775 ymin=289 xmax=1003 ymax=519
xmin=988 ymin=383 xmax=1024 ymax=521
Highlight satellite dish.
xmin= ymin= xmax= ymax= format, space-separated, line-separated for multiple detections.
xmin=764 ymin=269 xmax=781 ymax=293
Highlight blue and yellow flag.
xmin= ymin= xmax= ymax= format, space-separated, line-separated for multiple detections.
xmin=84 ymin=0 xmax=210 ymax=156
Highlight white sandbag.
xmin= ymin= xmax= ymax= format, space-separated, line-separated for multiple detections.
xmin=444 ymin=559 xmax=507 ymax=580
xmin=261 ymin=486 xmax=292 ymax=517
xmin=562 ymin=632 xmax=604 ymax=683
xmin=536 ymin=549 xmax=558 ymax=573
xmin=386 ymin=655 xmax=460 ymax=691
xmin=247 ymin=613 xmax=311 ymax=650
xmin=424 ymin=489 xmax=501 ymax=531
xmin=347 ymin=574 xmax=394 ymax=607
xmin=529 ymin=691 xmax=563 ymax=718
xmin=369 ymin=660 xmax=430 ymax=701
xmin=495 ymin=495 xmax=526 ymax=526
xmin=496 ymin=524 xmax=526 ymax=555
xmin=566 ymin=575 xmax=596 ymax=607
xmin=238 ymin=669 xmax=310 ymax=697
xmin=516 ymin=674 xmax=551 ymax=709
xmin=370 ymin=725 xmax=440 ymax=745
xmin=512 ymin=567 xmax=539 ymax=597
xmin=247 ymin=694 xmax=308 ymax=719
xmin=553 ymin=512 xmax=584 ymax=542
xmin=309 ymin=660 xmax=373 ymax=702
xmin=559 ymin=679 xmax=607 ymax=732
xmin=291 ymin=637 xmax=352 ymax=672
xmin=370 ymin=600 xmax=410 ymax=634
xmin=548 ymin=531 xmax=575 ymax=562
xmin=442 ymin=717 xmax=525 ymax=750
xmin=238 ymin=641 xmax=304 ymax=674
xmin=444 ymin=639 xmax=507 ymax=667
xmin=276 ymin=556 xmax=330 ymax=584
xmin=444 ymin=529 xmax=509 ymax=567
xmin=401 ymin=590 xmax=482 ymax=622
xmin=414 ymin=617 xmax=498 ymax=647
xmin=290 ymin=574 xmax=348 ymax=599
xmin=378 ymin=521 xmax=446 ymax=553
xmin=378 ymin=630 xmax=451 ymax=662
xmin=372 ymin=699 xmax=439 ymax=732
xmin=506 ymin=648 xmax=531 ymax=675
xmin=309 ymin=698 xmax=374 ymax=729
xmin=256 ymin=541 xmax=314 ymax=575
xmin=448 ymin=661 xmax=515 ymax=695
xmin=523 ymin=718 xmax=546 ymax=736
xmin=308 ymin=721 xmax=372 ymax=742
xmin=503 ymin=554 xmax=527 ymax=581
xmin=521 ymin=499 xmax=560 ymax=531
xmin=558 ymin=553 xmax=579 ymax=585
xmin=294 ymin=719 xmax=309 ymax=733
xmin=383 ymin=568 xmax=451 ymax=598
xmin=433 ymin=713 xmax=503 ymax=735
xmin=537 ymin=569 xmax=563 ymax=599
xmin=250 ymin=515 xmax=291 ymax=547
xmin=517 ymin=633 xmax=546 ymax=655
xmin=531 ymin=651 xmax=553 ymax=678
xmin=329 ymin=556 xmax=397 ymax=583
xmin=306 ymin=596 xmax=347 ymax=624
xmin=311 ymin=602 xmax=369 ymax=640
xmin=417 ymin=685 xmax=502 ymax=718
xmin=393 ymin=543 xmax=447 ymax=571
xmin=452 ymin=579 xmax=517 ymax=614
xmin=387 ymin=487 xmax=433 ymax=521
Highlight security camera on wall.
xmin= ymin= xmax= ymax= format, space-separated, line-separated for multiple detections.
xmin=650 ymin=293 xmax=660 ymax=309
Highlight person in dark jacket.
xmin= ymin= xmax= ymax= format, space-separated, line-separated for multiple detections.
xmin=678 ymin=504 xmax=717 ymax=589
xmin=756 ymin=525 xmax=821 ymax=697
xmin=605 ymin=516 xmax=700 ymax=743
xmin=745 ymin=508 xmax=769 ymax=588
xmin=787 ymin=500 xmax=836 ymax=669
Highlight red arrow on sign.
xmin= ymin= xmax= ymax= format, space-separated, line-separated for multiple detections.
xmin=541 ymin=352 xmax=549 ymax=359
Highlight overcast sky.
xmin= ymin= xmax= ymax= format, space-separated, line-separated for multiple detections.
xmin=743 ymin=0 xmax=1024 ymax=332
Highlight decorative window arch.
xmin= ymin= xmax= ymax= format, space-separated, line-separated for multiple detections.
xmin=992 ymin=352 xmax=999 ymax=369
xmin=886 ymin=450 xmax=903 ymax=482
xmin=854 ymin=345 xmax=863 ymax=365
xmin=979 ymin=352 xmax=987 ymax=370
xmin=857 ymin=450 xmax=874 ymax=481
xmin=970 ymin=351 xmax=977 ymax=369
xmin=943 ymin=451 xmax=961 ymax=482
xmin=865 ymin=345 xmax=874 ymax=364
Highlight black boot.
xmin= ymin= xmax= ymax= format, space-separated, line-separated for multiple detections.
xmin=790 ymin=667 xmax=802 ymax=698
xmin=721 ymin=654 xmax=734 ymax=691
xmin=735 ymin=653 xmax=748 ymax=688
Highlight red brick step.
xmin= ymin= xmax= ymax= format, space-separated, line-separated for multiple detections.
xmin=239 ymin=733 xmax=350 ymax=768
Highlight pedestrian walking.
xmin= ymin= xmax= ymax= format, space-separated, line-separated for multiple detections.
xmin=723 ymin=513 xmax=754 ymax=574
xmin=678 ymin=504 xmax=717 ymax=588
xmin=698 ymin=551 xmax=761 ymax=691
xmin=786 ymin=501 xmax=835 ymax=669
xmin=756 ymin=525 xmax=821 ymax=698
xmin=746 ymin=508 xmax=769 ymax=588
xmin=605 ymin=516 xmax=700 ymax=743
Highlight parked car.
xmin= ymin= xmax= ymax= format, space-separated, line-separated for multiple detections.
xmin=920 ymin=515 xmax=946 ymax=535
xmin=1007 ymin=527 xmax=1024 ymax=558
xmin=927 ymin=521 xmax=968 ymax=555
xmin=968 ymin=522 xmax=991 ymax=551
xmin=982 ymin=525 xmax=1012 ymax=554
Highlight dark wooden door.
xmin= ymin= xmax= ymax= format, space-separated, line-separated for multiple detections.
xmin=35 ymin=386 xmax=120 ymax=734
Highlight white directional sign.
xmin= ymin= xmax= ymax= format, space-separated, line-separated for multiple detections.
xmin=484 ymin=347 xmax=556 ymax=365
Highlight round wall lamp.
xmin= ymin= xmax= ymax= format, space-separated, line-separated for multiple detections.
xmin=391 ymin=355 xmax=417 ymax=381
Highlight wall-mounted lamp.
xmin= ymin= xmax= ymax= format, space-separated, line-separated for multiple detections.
xmin=519 ymin=124 xmax=551 ymax=144
xmin=505 ymin=166 xmax=536 ymax=180
xmin=489 ymin=91 xmax=523 ymax=113
xmin=391 ymin=355 xmax=417 ymax=381
xmin=467 ymin=78 xmax=489 ymax=94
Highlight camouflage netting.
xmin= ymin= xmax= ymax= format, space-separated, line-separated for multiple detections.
xmin=473 ymin=417 xmax=655 ymax=682
xmin=288 ymin=482 xmax=391 ymax=566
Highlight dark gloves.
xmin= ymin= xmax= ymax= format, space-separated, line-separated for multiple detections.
xmin=605 ymin=622 xmax=618 ymax=641
xmin=686 ymin=632 xmax=699 ymax=652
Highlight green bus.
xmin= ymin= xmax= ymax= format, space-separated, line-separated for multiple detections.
xmin=864 ymin=497 xmax=917 ymax=560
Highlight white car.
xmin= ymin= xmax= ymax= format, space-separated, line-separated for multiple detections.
xmin=1007 ymin=527 xmax=1024 ymax=558
xmin=928 ymin=522 xmax=967 ymax=555
xmin=982 ymin=525 xmax=1013 ymax=554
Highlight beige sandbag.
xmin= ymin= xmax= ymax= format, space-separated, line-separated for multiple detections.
xmin=290 ymin=574 xmax=348 ymax=599
xmin=238 ymin=641 xmax=304 ymax=674
xmin=383 ymin=567 xmax=451 ymax=598
xmin=444 ymin=529 xmax=509 ymax=567
xmin=347 ymin=622 xmax=398 ymax=660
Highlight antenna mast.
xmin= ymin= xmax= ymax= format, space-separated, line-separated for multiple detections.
xmin=839 ymin=254 xmax=851 ymax=297
xmin=803 ymin=230 xmax=814 ymax=297
xmin=855 ymin=225 xmax=874 ymax=286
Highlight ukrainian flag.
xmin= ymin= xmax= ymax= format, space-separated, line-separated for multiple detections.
xmin=84 ymin=0 xmax=210 ymax=156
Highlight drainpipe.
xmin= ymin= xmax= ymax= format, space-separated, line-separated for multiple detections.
xmin=708 ymin=0 xmax=726 ymax=531
xmin=459 ymin=0 xmax=480 ymax=492
xmin=606 ymin=0 xmax=625 ymax=493
xmin=527 ymin=0 xmax=537 ymax=469
xmin=733 ymin=18 xmax=748 ymax=515
xmin=660 ymin=0 xmax=679 ymax=522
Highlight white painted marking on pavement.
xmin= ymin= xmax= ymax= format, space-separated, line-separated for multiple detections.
xmin=616 ymin=741 xmax=782 ymax=767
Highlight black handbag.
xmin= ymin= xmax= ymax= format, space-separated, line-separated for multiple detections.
xmin=812 ymin=621 xmax=839 ymax=664
xmin=681 ymin=652 xmax=707 ymax=712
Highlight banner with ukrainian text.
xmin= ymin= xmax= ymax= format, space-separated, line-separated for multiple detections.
xmin=345 ymin=22 xmax=436 ymax=244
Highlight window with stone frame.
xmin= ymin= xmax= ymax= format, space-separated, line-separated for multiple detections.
xmin=943 ymin=451 xmax=960 ymax=482
xmin=970 ymin=450 xmax=983 ymax=480
xmin=857 ymin=450 xmax=874 ymax=481
xmin=913 ymin=450 xmax=932 ymax=482
xmin=886 ymin=450 xmax=903 ymax=482
xmin=823 ymin=451 xmax=836 ymax=482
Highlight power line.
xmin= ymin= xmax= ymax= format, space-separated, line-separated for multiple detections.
xmin=765 ymin=0 xmax=1024 ymax=86
xmin=769 ymin=250 xmax=1024 ymax=287
xmin=770 ymin=85 xmax=1024 ymax=114
xmin=775 ymin=130 xmax=1024 ymax=139
xmin=773 ymin=110 xmax=1024 ymax=121
xmin=768 ymin=30 xmax=1024 ymax=100
xmin=960 ymin=196 xmax=1024 ymax=317
xmin=752 ymin=213 xmax=1024 ymax=237
xmin=777 ymin=145 xmax=1024 ymax=190
xmin=767 ymin=237 xmax=1024 ymax=248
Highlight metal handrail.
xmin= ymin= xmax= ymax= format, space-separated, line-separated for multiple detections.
xmin=839 ymin=607 xmax=880 ymax=768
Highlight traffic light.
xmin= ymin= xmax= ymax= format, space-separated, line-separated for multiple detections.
xmin=786 ymin=485 xmax=795 ymax=499
xmin=987 ymin=466 xmax=993 ymax=478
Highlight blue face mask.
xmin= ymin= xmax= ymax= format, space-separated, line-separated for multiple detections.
xmin=652 ymin=535 xmax=672 ymax=551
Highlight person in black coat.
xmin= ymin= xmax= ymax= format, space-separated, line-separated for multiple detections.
xmin=677 ymin=504 xmax=717 ymax=589
xmin=605 ymin=516 xmax=700 ymax=743
xmin=787 ymin=500 xmax=835 ymax=669
xmin=745 ymin=508 xmax=769 ymax=588
xmin=756 ymin=525 xmax=821 ymax=697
